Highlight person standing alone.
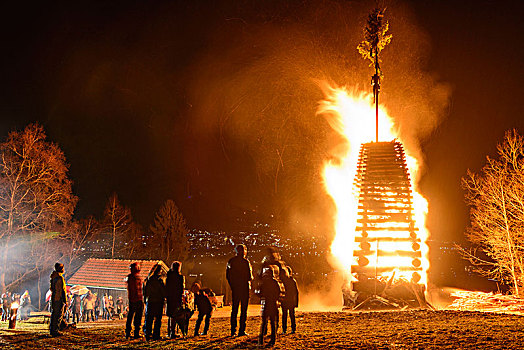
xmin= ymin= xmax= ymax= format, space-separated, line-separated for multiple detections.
xmin=226 ymin=244 xmax=253 ymax=337
xmin=125 ymin=262 xmax=143 ymax=339
xmin=49 ymin=263 xmax=67 ymax=336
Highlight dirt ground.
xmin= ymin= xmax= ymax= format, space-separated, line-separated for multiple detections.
xmin=1 ymin=307 xmax=523 ymax=349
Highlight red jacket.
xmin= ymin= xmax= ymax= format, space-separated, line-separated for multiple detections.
xmin=126 ymin=272 xmax=143 ymax=303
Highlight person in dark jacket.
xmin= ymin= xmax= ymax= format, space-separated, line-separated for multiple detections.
xmin=70 ymin=294 xmax=82 ymax=324
xmin=226 ymin=244 xmax=253 ymax=337
xmin=143 ymin=264 xmax=165 ymax=341
xmin=259 ymin=247 xmax=288 ymax=332
xmin=281 ymin=266 xmax=299 ymax=334
xmin=255 ymin=265 xmax=285 ymax=346
xmin=166 ymin=261 xmax=185 ymax=338
xmin=192 ymin=282 xmax=213 ymax=336
xmin=125 ymin=262 xmax=143 ymax=339
xmin=49 ymin=262 xmax=67 ymax=336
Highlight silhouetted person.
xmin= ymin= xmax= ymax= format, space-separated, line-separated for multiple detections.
xmin=143 ymin=264 xmax=165 ymax=341
xmin=49 ymin=262 xmax=67 ymax=336
xmin=166 ymin=261 xmax=185 ymax=338
xmin=260 ymin=247 xmax=287 ymax=331
xmin=281 ymin=266 xmax=299 ymax=334
xmin=256 ymin=265 xmax=285 ymax=347
xmin=125 ymin=262 xmax=143 ymax=339
xmin=192 ymin=282 xmax=213 ymax=336
xmin=260 ymin=247 xmax=287 ymax=281
xmin=226 ymin=244 xmax=253 ymax=337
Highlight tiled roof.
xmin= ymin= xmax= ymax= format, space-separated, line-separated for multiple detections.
xmin=67 ymin=258 xmax=168 ymax=290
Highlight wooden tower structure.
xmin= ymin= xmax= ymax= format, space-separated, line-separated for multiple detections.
xmin=344 ymin=141 xmax=428 ymax=310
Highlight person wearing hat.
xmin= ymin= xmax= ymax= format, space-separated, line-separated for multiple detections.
xmin=49 ymin=262 xmax=67 ymax=336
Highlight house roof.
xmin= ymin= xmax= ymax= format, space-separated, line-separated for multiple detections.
xmin=67 ymin=258 xmax=169 ymax=291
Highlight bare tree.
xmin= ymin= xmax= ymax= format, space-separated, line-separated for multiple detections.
xmin=462 ymin=129 xmax=524 ymax=295
xmin=149 ymin=199 xmax=189 ymax=264
xmin=61 ymin=216 xmax=100 ymax=273
xmin=0 ymin=123 xmax=77 ymax=293
xmin=102 ymin=193 xmax=133 ymax=258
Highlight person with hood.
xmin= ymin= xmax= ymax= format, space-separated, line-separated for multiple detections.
xmin=191 ymin=282 xmax=213 ymax=336
xmin=143 ymin=264 xmax=165 ymax=341
xmin=226 ymin=244 xmax=253 ymax=337
xmin=165 ymin=261 xmax=185 ymax=338
xmin=255 ymin=265 xmax=285 ymax=347
xmin=49 ymin=262 xmax=67 ymax=336
xmin=281 ymin=266 xmax=299 ymax=334
xmin=125 ymin=262 xmax=143 ymax=339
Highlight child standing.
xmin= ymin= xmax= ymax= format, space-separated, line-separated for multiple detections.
xmin=191 ymin=282 xmax=213 ymax=336
xmin=256 ymin=265 xmax=285 ymax=346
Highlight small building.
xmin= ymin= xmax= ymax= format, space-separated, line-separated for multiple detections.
xmin=67 ymin=258 xmax=169 ymax=305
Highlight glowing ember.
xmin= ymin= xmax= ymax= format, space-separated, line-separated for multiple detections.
xmin=318 ymin=83 xmax=429 ymax=286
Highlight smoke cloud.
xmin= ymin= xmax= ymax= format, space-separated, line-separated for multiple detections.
xmin=186 ymin=0 xmax=451 ymax=235
xmin=47 ymin=0 xmax=451 ymax=239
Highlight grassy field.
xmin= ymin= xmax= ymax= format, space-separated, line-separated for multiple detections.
xmin=1 ymin=307 xmax=523 ymax=349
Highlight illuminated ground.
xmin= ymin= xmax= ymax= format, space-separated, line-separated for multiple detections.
xmin=1 ymin=307 xmax=523 ymax=349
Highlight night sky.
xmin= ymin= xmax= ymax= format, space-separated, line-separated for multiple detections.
xmin=0 ymin=0 xmax=522 ymax=244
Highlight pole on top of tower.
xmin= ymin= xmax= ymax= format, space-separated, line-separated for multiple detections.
xmin=357 ymin=8 xmax=392 ymax=143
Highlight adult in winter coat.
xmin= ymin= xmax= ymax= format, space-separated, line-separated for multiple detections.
xmin=226 ymin=244 xmax=253 ymax=337
xmin=70 ymin=294 xmax=82 ymax=324
xmin=125 ymin=262 xmax=143 ymax=339
xmin=192 ymin=282 xmax=213 ymax=336
xmin=143 ymin=264 xmax=166 ymax=340
xmin=166 ymin=261 xmax=185 ymax=338
xmin=281 ymin=266 xmax=299 ymax=334
xmin=259 ymin=247 xmax=288 ymax=331
xmin=255 ymin=265 xmax=285 ymax=346
xmin=49 ymin=262 xmax=67 ymax=336
xmin=83 ymin=292 xmax=95 ymax=322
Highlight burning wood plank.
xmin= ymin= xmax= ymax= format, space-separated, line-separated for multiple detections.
xmin=448 ymin=291 xmax=524 ymax=313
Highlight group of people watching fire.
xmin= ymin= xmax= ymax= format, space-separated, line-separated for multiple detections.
xmin=48 ymin=245 xmax=299 ymax=346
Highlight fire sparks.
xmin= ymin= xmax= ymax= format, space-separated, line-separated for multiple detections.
xmin=318 ymin=82 xmax=429 ymax=286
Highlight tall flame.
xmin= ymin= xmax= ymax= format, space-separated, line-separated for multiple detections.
xmin=318 ymin=82 xmax=429 ymax=284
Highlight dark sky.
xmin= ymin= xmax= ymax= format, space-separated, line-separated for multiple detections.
xmin=0 ymin=0 xmax=522 ymax=243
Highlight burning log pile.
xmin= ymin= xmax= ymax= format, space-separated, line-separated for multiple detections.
xmin=448 ymin=291 xmax=524 ymax=314
xmin=343 ymin=141 xmax=430 ymax=310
